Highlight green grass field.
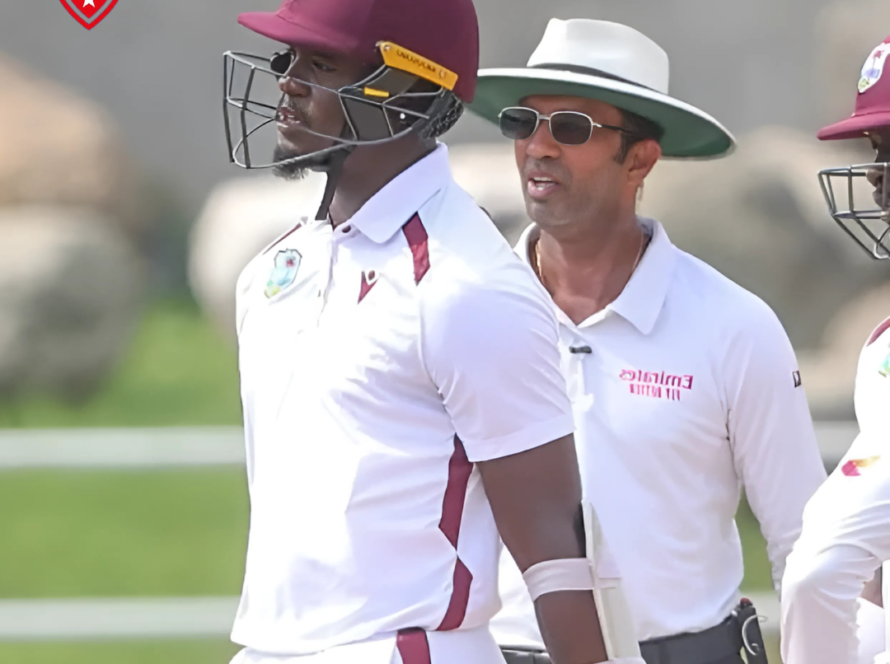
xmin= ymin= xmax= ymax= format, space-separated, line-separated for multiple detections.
xmin=0 ymin=640 xmax=242 ymax=664
xmin=0 ymin=469 xmax=248 ymax=598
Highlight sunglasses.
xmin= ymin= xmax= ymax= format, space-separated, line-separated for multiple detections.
xmin=498 ymin=106 xmax=637 ymax=146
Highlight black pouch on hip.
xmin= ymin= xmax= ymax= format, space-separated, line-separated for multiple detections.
xmin=731 ymin=598 xmax=770 ymax=664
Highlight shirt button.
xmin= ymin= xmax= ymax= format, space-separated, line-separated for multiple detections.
xmin=341 ymin=225 xmax=352 ymax=234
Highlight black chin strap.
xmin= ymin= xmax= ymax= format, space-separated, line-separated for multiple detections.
xmin=315 ymin=147 xmax=353 ymax=221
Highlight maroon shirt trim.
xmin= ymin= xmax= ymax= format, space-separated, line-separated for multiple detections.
xmin=435 ymin=436 xmax=474 ymax=631
xmin=263 ymin=222 xmax=304 ymax=255
xmin=402 ymin=214 xmax=431 ymax=284
xmin=867 ymin=316 xmax=890 ymax=346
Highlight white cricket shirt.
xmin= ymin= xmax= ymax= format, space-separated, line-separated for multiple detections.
xmin=782 ymin=317 xmax=890 ymax=664
xmin=492 ymin=219 xmax=826 ymax=645
xmin=230 ymin=146 xmax=574 ymax=663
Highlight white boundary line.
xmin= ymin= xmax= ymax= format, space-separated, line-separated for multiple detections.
xmin=0 ymin=427 xmax=245 ymax=469
xmin=0 ymin=422 xmax=858 ymax=470
xmin=0 ymin=597 xmax=238 ymax=641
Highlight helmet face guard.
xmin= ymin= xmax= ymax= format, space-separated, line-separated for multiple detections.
xmin=222 ymin=41 xmax=460 ymax=171
xmin=819 ymin=161 xmax=890 ymax=260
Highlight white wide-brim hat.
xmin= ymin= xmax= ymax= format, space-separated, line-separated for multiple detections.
xmin=470 ymin=19 xmax=736 ymax=159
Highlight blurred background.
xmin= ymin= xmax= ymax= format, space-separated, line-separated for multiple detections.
xmin=0 ymin=0 xmax=888 ymax=662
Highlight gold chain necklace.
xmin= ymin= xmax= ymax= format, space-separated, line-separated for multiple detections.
xmin=533 ymin=228 xmax=648 ymax=291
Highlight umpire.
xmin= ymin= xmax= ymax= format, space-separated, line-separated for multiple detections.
xmin=469 ymin=18 xmax=828 ymax=664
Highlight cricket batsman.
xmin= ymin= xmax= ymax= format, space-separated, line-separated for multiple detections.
xmin=219 ymin=1 xmax=642 ymax=663
xmin=781 ymin=34 xmax=890 ymax=664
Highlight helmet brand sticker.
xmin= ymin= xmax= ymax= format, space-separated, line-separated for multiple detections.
xmin=859 ymin=44 xmax=890 ymax=94
xmin=378 ymin=42 xmax=459 ymax=92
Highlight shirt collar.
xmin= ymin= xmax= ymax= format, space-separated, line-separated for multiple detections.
xmin=515 ymin=217 xmax=677 ymax=335
xmin=348 ymin=144 xmax=452 ymax=244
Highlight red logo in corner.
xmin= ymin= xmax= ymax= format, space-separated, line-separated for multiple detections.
xmin=60 ymin=0 xmax=118 ymax=30
xmin=358 ymin=270 xmax=379 ymax=303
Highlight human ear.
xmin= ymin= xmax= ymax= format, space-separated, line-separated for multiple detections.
xmin=627 ymin=139 xmax=661 ymax=189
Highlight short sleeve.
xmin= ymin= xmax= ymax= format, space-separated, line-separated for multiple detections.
xmin=419 ymin=276 xmax=575 ymax=463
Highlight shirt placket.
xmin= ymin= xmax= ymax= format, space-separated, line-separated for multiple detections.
xmin=316 ymin=221 xmax=358 ymax=327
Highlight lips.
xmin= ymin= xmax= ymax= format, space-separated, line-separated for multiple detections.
xmin=526 ymin=172 xmax=561 ymax=199
xmin=276 ymin=105 xmax=313 ymax=148
xmin=276 ymin=106 xmax=305 ymax=127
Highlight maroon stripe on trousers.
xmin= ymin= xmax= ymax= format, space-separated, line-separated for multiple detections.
xmin=436 ymin=436 xmax=474 ymax=631
xmin=402 ymin=214 xmax=430 ymax=284
xmin=397 ymin=628 xmax=431 ymax=664
xmin=867 ymin=316 xmax=890 ymax=346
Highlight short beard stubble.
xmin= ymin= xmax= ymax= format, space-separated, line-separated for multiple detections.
xmin=271 ymin=144 xmax=339 ymax=181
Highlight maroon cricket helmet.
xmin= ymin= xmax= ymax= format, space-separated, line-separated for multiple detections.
xmin=237 ymin=0 xmax=480 ymax=103
xmin=817 ymin=35 xmax=890 ymax=261
xmin=819 ymin=35 xmax=890 ymax=141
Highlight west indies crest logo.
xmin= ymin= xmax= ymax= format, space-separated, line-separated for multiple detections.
xmin=265 ymin=249 xmax=302 ymax=299
xmin=859 ymin=42 xmax=890 ymax=94
xmin=60 ymin=0 xmax=119 ymax=31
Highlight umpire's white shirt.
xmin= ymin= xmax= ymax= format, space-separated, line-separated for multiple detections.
xmin=492 ymin=219 xmax=826 ymax=645
xmin=231 ymin=145 xmax=574 ymax=664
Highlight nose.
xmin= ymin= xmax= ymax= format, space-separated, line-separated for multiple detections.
xmin=279 ymin=73 xmax=311 ymax=98
xmin=278 ymin=54 xmax=312 ymax=98
xmin=523 ymin=117 xmax=561 ymax=161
